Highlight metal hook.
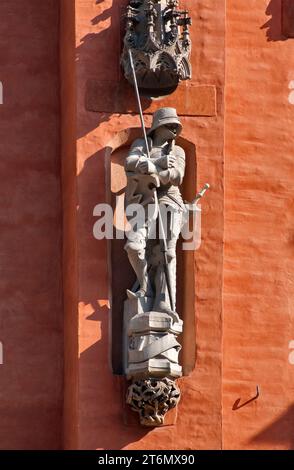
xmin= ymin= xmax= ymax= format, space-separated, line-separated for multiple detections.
xmin=232 ymin=385 xmax=260 ymax=411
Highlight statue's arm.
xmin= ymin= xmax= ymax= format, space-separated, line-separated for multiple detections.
xmin=158 ymin=146 xmax=185 ymax=186
xmin=125 ymin=139 xmax=160 ymax=175
xmin=125 ymin=139 xmax=145 ymax=172
xmin=169 ymin=147 xmax=185 ymax=185
xmin=152 ymin=155 xmax=168 ymax=169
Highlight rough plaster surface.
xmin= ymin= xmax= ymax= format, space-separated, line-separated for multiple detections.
xmin=223 ymin=0 xmax=294 ymax=450
xmin=1 ymin=0 xmax=293 ymax=451
xmin=73 ymin=0 xmax=225 ymax=450
xmin=0 ymin=0 xmax=63 ymax=450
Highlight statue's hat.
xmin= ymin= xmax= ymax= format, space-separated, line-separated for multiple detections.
xmin=147 ymin=107 xmax=182 ymax=136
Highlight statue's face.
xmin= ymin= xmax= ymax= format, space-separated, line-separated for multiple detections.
xmin=154 ymin=123 xmax=179 ymax=142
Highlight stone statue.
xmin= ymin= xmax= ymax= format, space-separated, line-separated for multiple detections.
xmin=124 ymin=107 xmax=185 ymax=314
xmin=123 ymin=107 xmax=185 ymax=426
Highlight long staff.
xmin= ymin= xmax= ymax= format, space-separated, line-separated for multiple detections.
xmin=128 ymin=49 xmax=175 ymax=312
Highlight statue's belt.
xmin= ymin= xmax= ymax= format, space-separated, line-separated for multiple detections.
xmin=158 ymin=193 xmax=186 ymax=211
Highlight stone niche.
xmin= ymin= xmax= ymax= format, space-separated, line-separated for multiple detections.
xmin=105 ymin=128 xmax=197 ymax=383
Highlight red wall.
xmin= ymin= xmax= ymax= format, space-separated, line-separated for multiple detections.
xmin=0 ymin=1 xmax=63 ymax=449
xmin=0 ymin=0 xmax=293 ymax=451
xmin=223 ymin=0 xmax=294 ymax=450
xmin=71 ymin=0 xmax=225 ymax=450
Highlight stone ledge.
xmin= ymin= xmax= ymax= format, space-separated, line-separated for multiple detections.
xmin=128 ymin=311 xmax=183 ymax=335
xmin=127 ymin=358 xmax=182 ymax=380
xmin=86 ymin=79 xmax=217 ymax=116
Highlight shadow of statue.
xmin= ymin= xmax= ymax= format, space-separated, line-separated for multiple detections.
xmin=75 ymin=140 xmax=153 ymax=448
xmin=76 ymin=121 xmax=198 ymax=447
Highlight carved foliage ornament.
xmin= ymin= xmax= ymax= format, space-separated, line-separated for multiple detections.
xmin=121 ymin=0 xmax=192 ymax=97
xmin=127 ymin=378 xmax=180 ymax=427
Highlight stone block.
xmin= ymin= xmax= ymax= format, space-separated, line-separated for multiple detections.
xmin=128 ymin=311 xmax=183 ymax=335
xmin=86 ymin=79 xmax=217 ymax=116
xmin=127 ymin=358 xmax=182 ymax=380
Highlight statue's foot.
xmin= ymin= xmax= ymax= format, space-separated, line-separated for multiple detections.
xmin=154 ymin=302 xmax=180 ymax=324
xmin=126 ymin=288 xmax=146 ymax=299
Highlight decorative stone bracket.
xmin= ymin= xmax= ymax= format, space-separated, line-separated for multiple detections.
xmin=121 ymin=0 xmax=192 ymax=98
xmin=124 ymin=298 xmax=183 ymax=426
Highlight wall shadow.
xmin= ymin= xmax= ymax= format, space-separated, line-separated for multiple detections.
xmin=76 ymin=141 xmax=151 ymax=449
xmin=232 ymin=386 xmax=260 ymax=411
xmin=250 ymin=403 xmax=294 ymax=449
xmin=261 ymin=0 xmax=286 ymax=41
xmin=77 ymin=125 xmax=197 ymax=448
xmin=75 ymin=0 xmax=121 ymax=136
xmin=75 ymin=0 xmax=154 ymax=140
xmin=78 ymin=308 xmax=150 ymax=449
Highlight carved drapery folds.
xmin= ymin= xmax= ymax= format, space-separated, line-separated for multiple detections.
xmin=121 ymin=0 xmax=192 ymax=98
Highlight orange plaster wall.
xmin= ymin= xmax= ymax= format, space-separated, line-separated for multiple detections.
xmin=1 ymin=0 xmax=292 ymax=451
xmin=223 ymin=0 xmax=294 ymax=449
xmin=0 ymin=0 xmax=63 ymax=449
xmin=74 ymin=0 xmax=225 ymax=450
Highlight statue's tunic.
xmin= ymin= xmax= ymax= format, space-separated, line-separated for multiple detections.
xmin=125 ymin=138 xmax=186 ymax=212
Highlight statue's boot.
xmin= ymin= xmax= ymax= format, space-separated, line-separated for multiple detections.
xmin=127 ymin=288 xmax=146 ymax=299
xmin=126 ymin=280 xmax=153 ymax=299
xmin=153 ymin=262 xmax=179 ymax=323
xmin=155 ymin=300 xmax=180 ymax=324
xmin=125 ymin=248 xmax=150 ymax=299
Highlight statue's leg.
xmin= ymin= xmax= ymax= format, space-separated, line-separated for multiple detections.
xmin=125 ymin=225 xmax=148 ymax=298
xmin=166 ymin=208 xmax=183 ymax=308
xmin=152 ymin=208 xmax=183 ymax=316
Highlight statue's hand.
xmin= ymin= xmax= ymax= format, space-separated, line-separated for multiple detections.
xmin=137 ymin=160 xmax=148 ymax=173
xmin=167 ymin=154 xmax=176 ymax=168
xmin=137 ymin=158 xmax=157 ymax=174
xmin=157 ymin=154 xmax=176 ymax=169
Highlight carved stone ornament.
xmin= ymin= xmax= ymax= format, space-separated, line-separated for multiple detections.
xmin=126 ymin=378 xmax=180 ymax=427
xmin=121 ymin=0 xmax=192 ymax=98
xmin=123 ymin=107 xmax=186 ymax=426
